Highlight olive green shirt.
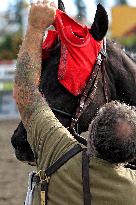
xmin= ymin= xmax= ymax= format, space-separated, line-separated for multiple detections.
xmin=27 ymin=103 xmax=136 ymax=205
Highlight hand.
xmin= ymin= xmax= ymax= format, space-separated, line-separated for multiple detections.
xmin=28 ymin=0 xmax=56 ymax=31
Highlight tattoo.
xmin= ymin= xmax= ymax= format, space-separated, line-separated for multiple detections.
xmin=14 ymin=27 xmax=46 ymax=127
xmin=14 ymin=51 xmax=45 ymax=127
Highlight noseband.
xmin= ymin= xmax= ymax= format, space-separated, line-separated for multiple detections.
xmin=52 ymin=39 xmax=108 ymax=146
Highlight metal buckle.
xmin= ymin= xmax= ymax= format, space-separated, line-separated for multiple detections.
xmin=97 ymin=53 xmax=102 ymax=66
xmin=100 ymin=48 xmax=107 ymax=58
xmin=36 ymin=170 xmax=50 ymax=183
xmin=97 ymin=47 xmax=107 ymax=66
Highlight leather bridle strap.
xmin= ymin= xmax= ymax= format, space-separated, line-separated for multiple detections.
xmin=82 ymin=149 xmax=91 ymax=205
xmin=52 ymin=107 xmax=72 ymax=118
xmin=69 ymin=46 xmax=107 ymax=145
xmin=51 ymin=40 xmax=108 ymax=147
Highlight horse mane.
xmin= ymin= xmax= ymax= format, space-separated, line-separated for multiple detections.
xmin=106 ymin=38 xmax=136 ymax=72
xmin=106 ymin=39 xmax=136 ymax=106
xmin=106 ymin=39 xmax=136 ymax=63
xmin=125 ymin=50 xmax=136 ymax=63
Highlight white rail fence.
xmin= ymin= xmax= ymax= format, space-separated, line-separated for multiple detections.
xmin=0 ymin=61 xmax=20 ymax=120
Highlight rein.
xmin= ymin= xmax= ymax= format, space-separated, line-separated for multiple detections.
xmin=51 ymin=39 xmax=108 ymax=146
xmin=52 ymin=108 xmax=72 ymax=118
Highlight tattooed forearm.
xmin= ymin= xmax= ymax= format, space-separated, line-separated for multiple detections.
xmin=16 ymin=52 xmax=41 ymax=85
xmin=14 ymin=3 xmax=56 ymax=127
xmin=14 ymin=28 xmax=46 ymax=127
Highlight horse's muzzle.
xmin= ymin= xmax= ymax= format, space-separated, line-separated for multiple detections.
xmin=11 ymin=121 xmax=35 ymax=165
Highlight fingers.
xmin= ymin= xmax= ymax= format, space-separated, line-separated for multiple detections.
xmin=29 ymin=0 xmax=45 ymax=4
xmin=36 ymin=0 xmax=42 ymax=3
xmin=43 ymin=0 xmax=50 ymax=3
xmin=30 ymin=0 xmax=57 ymax=10
xmin=30 ymin=0 xmax=51 ymax=6
xmin=36 ymin=0 xmax=50 ymax=4
xmin=30 ymin=0 xmax=43 ymax=4
xmin=50 ymin=1 xmax=57 ymax=8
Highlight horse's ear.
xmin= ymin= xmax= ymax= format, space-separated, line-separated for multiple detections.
xmin=58 ymin=0 xmax=65 ymax=12
xmin=89 ymin=4 xmax=108 ymax=41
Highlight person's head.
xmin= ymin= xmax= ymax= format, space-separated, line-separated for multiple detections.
xmin=88 ymin=101 xmax=136 ymax=164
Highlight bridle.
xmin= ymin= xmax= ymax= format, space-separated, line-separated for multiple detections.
xmin=51 ymin=39 xmax=108 ymax=146
xmin=51 ymin=40 xmax=136 ymax=170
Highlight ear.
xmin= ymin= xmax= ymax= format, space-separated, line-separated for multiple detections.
xmin=89 ymin=4 xmax=108 ymax=41
xmin=58 ymin=0 xmax=65 ymax=12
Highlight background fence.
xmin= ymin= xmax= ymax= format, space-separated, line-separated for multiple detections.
xmin=0 ymin=61 xmax=19 ymax=120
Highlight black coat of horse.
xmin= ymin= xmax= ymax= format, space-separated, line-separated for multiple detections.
xmin=11 ymin=2 xmax=136 ymax=165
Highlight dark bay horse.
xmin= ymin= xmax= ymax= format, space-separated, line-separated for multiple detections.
xmin=11 ymin=3 xmax=136 ymax=165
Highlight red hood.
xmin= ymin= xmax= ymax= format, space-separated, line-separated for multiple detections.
xmin=42 ymin=9 xmax=103 ymax=96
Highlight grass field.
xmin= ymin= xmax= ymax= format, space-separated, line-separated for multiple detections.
xmin=0 ymin=120 xmax=34 ymax=205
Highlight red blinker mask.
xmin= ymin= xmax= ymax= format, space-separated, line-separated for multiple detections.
xmin=42 ymin=9 xmax=103 ymax=96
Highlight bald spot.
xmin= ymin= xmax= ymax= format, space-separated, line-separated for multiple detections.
xmin=115 ymin=119 xmax=133 ymax=139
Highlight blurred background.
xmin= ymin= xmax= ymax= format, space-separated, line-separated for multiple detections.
xmin=0 ymin=0 xmax=136 ymax=205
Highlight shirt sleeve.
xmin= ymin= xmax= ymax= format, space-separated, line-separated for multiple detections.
xmin=27 ymin=101 xmax=77 ymax=169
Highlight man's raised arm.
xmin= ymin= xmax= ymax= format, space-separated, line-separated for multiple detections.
xmin=13 ymin=2 xmax=56 ymax=127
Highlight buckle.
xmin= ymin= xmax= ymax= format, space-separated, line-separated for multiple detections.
xmin=97 ymin=53 xmax=102 ymax=66
xmin=36 ymin=170 xmax=50 ymax=183
xmin=96 ymin=48 xmax=107 ymax=66
xmin=100 ymin=48 xmax=107 ymax=58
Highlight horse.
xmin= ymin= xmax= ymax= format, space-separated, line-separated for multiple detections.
xmin=11 ymin=2 xmax=136 ymax=166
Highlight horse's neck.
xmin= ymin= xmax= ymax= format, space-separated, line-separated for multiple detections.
xmin=125 ymin=49 xmax=136 ymax=63
xmin=106 ymin=40 xmax=136 ymax=106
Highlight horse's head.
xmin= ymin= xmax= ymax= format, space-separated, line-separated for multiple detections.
xmin=11 ymin=121 xmax=36 ymax=165
xmin=11 ymin=3 xmax=109 ymax=165
xmin=41 ymin=3 xmax=109 ymax=129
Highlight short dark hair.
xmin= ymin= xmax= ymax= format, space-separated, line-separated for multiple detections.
xmin=90 ymin=101 xmax=136 ymax=163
